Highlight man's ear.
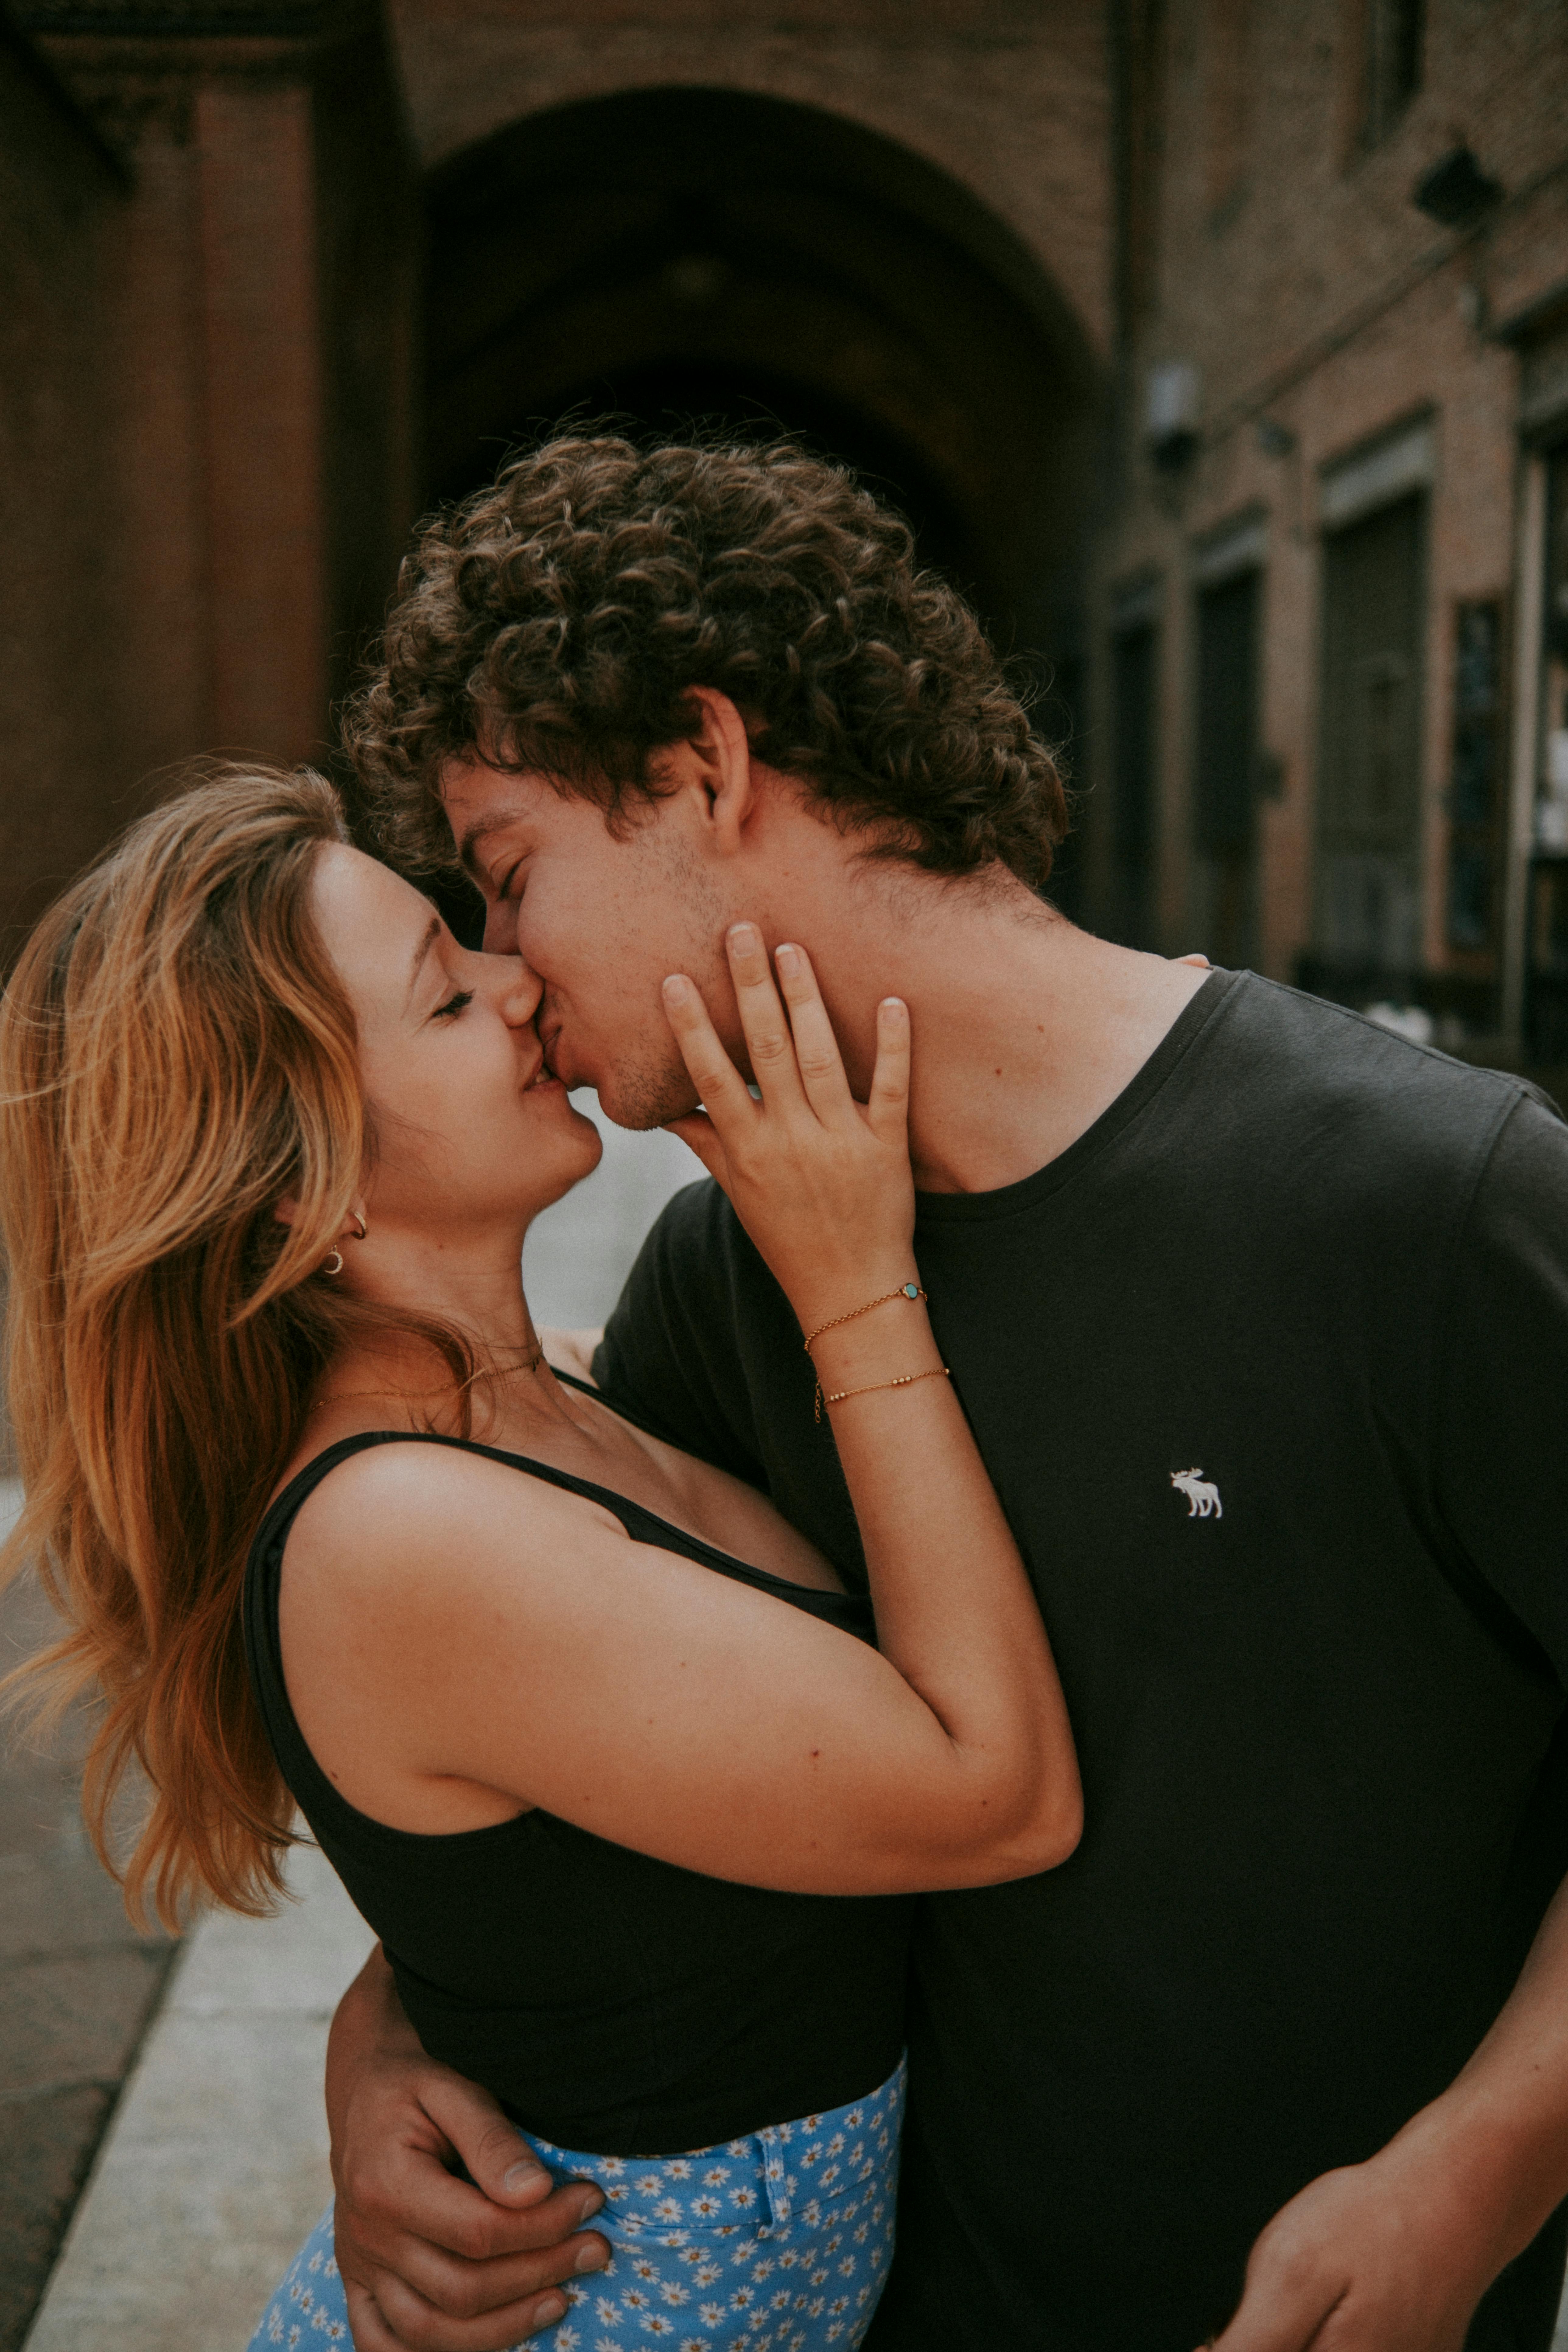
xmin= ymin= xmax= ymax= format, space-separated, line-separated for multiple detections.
xmin=679 ymin=687 xmax=755 ymax=857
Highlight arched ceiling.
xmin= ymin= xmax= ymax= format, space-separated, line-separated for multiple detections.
xmin=423 ymin=85 xmax=1105 ymax=653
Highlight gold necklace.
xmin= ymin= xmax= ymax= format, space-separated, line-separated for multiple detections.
xmin=311 ymin=1344 xmax=546 ymax=1414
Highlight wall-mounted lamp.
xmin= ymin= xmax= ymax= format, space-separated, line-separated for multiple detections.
xmin=1412 ymin=145 xmax=1502 ymax=228
xmin=1146 ymin=362 xmax=1201 ymax=471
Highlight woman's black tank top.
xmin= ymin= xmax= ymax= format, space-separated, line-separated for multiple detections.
xmin=242 ymin=1390 xmax=911 ymax=2155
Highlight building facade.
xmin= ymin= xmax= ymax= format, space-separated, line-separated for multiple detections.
xmin=3 ymin=0 xmax=1566 ymax=1055
xmin=1091 ymin=0 xmax=1568 ymax=1060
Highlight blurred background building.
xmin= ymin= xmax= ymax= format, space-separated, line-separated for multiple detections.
xmin=1101 ymin=0 xmax=1568 ymax=1069
xmin=3 ymin=0 xmax=1566 ymax=1060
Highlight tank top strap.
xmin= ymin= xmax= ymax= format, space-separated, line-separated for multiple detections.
xmin=250 ymin=1429 xmax=876 ymax=1636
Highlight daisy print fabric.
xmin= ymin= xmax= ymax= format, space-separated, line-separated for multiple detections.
xmin=246 ymin=2057 xmax=904 ymax=2352
xmin=531 ymin=2057 xmax=903 ymax=2352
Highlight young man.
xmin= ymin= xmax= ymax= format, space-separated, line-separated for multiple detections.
xmin=325 ymin=436 xmax=1568 ymax=2352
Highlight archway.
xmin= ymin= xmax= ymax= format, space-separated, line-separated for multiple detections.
xmin=423 ymin=86 xmax=1104 ymax=669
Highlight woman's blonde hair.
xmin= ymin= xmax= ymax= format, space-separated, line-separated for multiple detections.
xmin=0 ymin=764 xmax=463 ymax=1927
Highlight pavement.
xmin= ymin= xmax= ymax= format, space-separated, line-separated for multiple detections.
xmin=0 ymin=1477 xmax=376 ymax=2352
xmin=22 ymin=1843 xmax=373 ymax=2352
xmin=0 ymin=1483 xmax=181 ymax=2352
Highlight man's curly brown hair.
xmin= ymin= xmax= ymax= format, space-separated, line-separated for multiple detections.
xmin=345 ymin=433 xmax=1069 ymax=891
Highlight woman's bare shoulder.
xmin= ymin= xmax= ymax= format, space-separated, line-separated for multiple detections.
xmin=277 ymin=1431 xmax=627 ymax=1601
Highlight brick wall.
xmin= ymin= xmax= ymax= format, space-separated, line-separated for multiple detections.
xmin=1 ymin=0 xmax=419 ymax=955
xmin=389 ymin=0 xmax=1117 ymax=362
xmin=0 ymin=30 xmax=132 ymax=954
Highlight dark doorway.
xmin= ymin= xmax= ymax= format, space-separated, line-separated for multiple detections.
xmin=445 ymin=356 xmax=978 ymax=616
xmin=1193 ymin=568 xmax=1262 ymax=969
xmin=1315 ymin=493 xmax=1427 ymax=989
xmin=423 ymin=87 xmax=1102 ymax=667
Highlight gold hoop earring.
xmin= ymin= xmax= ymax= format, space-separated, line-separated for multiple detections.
xmin=322 ymin=1249 xmax=344 ymax=1277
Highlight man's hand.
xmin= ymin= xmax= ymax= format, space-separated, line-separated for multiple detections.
xmin=326 ymin=1948 xmax=610 ymax=2351
xmin=1210 ymin=1874 xmax=1568 ymax=2351
xmin=1207 ymin=2146 xmax=1494 ymax=2352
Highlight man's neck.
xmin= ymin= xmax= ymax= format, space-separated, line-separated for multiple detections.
xmin=794 ymin=872 xmax=1213 ymax=1196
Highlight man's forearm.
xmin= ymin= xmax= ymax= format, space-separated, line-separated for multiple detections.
xmin=323 ymin=1941 xmax=610 ymax=2351
xmin=1390 ymin=1870 xmax=1568 ymax=2274
xmin=1216 ymin=1869 xmax=1568 ymax=2351
xmin=326 ymin=1945 xmax=422 ymax=2146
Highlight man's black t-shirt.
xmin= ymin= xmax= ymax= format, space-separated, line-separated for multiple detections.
xmin=593 ymin=971 xmax=1568 ymax=2352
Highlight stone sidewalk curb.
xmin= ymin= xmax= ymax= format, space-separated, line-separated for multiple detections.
xmin=22 ymin=1843 xmax=374 ymax=2352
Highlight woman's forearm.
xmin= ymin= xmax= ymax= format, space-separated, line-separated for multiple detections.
xmin=811 ymin=1302 xmax=1080 ymax=1868
xmin=659 ymin=928 xmax=1080 ymax=1874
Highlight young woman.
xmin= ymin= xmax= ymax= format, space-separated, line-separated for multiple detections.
xmin=0 ymin=766 xmax=1079 ymax=2352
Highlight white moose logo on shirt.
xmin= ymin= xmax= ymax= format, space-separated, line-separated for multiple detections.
xmin=1171 ymin=1467 xmax=1223 ymax=1519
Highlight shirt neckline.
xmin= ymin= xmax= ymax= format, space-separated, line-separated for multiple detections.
xmin=913 ymin=967 xmax=1242 ymax=1227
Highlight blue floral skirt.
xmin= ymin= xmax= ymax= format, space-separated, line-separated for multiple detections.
xmin=247 ymin=2056 xmax=904 ymax=2352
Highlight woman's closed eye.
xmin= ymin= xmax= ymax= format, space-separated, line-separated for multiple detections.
xmin=430 ymin=988 xmax=474 ymax=1023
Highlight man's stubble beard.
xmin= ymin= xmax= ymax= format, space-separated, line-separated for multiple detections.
xmin=593 ymin=1045 xmax=702 ymax=1134
xmin=590 ymin=833 xmax=729 ymax=1134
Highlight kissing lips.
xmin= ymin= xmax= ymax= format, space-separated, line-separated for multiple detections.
xmin=523 ymin=1032 xmax=565 ymax=1093
xmin=538 ymin=1021 xmax=568 ymax=1086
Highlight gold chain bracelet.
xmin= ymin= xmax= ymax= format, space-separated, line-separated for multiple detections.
xmin=818 ymin=1365 xmax=950 ymax=1422
xmin=805 ymin=1282 xmax=928 ymax=1420
xmin=803 ymin=1282 xmax=926 ymax=1355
